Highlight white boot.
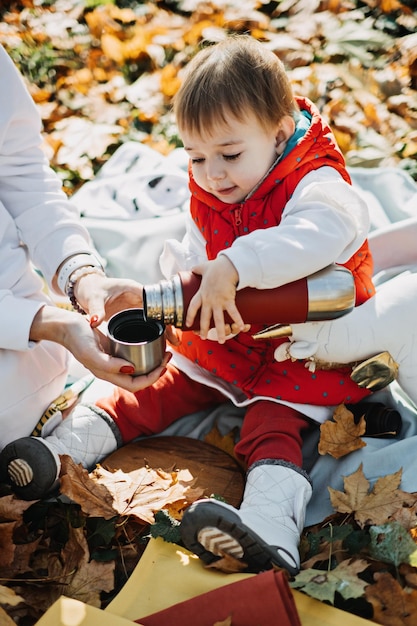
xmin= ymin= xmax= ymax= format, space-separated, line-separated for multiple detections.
xmin=274 ymin=272 xmax=417 ymax=404
xmin=0 ymin=404 xmax=121 ymax=500
xmin=180 ymin=463 xmax=312 ymax=576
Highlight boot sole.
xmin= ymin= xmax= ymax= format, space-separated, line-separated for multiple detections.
xmin=0 ymin=438 xmax=59 ymax=500
xmin=180 ymin=500 xmax=299 ymax=576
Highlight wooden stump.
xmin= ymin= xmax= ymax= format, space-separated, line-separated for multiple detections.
xmin=102 ymin=436 xmax=245 ymax=508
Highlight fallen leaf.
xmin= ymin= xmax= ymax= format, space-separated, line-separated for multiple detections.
xmin=389 ymin=493 xmax=417 ymax=530
xmin=369 ymin=521 xmax=417 ymax=567
xmin=59 ymin=455 xmax=117 ymax=520
xmin=0 ymin=523 xmax=16 ymax=572
xmin=291 ymin=559 xmax=369 ymax=604
xmin=328 ymin=464 xmax=408 ymax=527
xmin=48 ymin=526 xmax=115 ymax=608
xmin=318 ymin=404 xmax=366 ymax=459
xmin=92 ymin=464 xmax=196 ymax=524
xmin=0 ymin=495 xmax=37 ymax=521
xmin=204 ymin=424 xmax=239 ymax=462
xmin=365 ymin=571 xmax=417 ymax=626
xmin=205 ymin=552 xmax=249 ymax=574
xmin=0 ymin=585 xmax=24 ymax=607
xmin=0 ymin=605 xmax=18 ymax=625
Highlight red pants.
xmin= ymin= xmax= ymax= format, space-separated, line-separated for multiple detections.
xmin=96 ymin=363 xmax=310 ymax=469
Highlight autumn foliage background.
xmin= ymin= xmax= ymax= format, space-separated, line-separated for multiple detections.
xmin=0 ymin=1 xmax=417 ymax=625
xmin=1 ymin=0 xmax=416 ymax=195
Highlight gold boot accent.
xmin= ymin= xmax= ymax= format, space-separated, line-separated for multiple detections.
xmin=252 ymin=324 xmax=293 ymax=341
xmin=350 ymin=351 xmax=399 ymax=391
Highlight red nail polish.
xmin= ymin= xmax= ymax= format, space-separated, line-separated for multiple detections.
xmin=119 ymin=365 xmax=135 ymax=374
xmin=90 ymin=315 xmax=99 ymax=326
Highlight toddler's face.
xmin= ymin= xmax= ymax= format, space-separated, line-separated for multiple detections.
xmin=181 ymin=112 xmax=279 ymax=204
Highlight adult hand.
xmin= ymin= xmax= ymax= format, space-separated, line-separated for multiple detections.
xmin=30 ymin=305 xmax=171 ymax=392
xmin=74 ymin=273 xmax=144 ymax=327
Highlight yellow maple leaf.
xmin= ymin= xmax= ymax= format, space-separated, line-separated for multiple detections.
xmin=204 ymin=423 xmax=239 ymax=462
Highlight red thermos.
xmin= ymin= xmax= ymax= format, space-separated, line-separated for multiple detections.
xmin=143 ymin=264 xmax=355 ymax=331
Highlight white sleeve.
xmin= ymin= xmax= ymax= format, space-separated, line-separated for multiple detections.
xmin=160 ymin=213 xmax=207 ymax=278
xmin=0 ymin=45 xmax=95 ymax=287
xmin=220 ymin=167 xmax=370 ymax=290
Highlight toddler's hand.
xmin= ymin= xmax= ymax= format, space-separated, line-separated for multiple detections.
xmin=185 ymin=256 xmax=245 ymax=343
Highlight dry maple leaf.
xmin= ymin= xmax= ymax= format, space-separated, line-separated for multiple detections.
xmin=0 ymin=495 xmax=36 ymax=522
xmin=365 ymin=571 xmax=417 ymax=626
xmin=59 ymin=455 xmax=117 ymax=520
xmin=318 ymin=404 xmax=366 ymax=459
xmin=204 ymin=423 xmax=240 ymax=463
xmin=47 ymin=526 xmax=115 ymax=608
xmin=92 ymin=464 xmax=197 ymax=524
xmin=329 ymin=464 xmax=408 ymax=528
xmin=390 ymin=492 xmax=417 ymax=530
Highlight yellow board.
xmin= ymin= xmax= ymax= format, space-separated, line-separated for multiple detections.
xmin=36 ymin=538 xmax=373 ymax=625
xmin=35 ymin=596 xmax=137 ymax=626
xmin=106 ymin=537 xmax=373 ymax=626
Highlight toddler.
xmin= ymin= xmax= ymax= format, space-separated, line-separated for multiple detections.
xmin=1 ymin=35 xmax=376 ymax=576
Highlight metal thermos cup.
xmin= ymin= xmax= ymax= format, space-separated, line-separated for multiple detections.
xmin=107 ymin=308 xmax=165 ymax=375
xmin=142 ymin=264 xmax=355 ymax=331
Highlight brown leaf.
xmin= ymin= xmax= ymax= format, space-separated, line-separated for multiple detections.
xmin=204 ymin=424 xmax=239 ymax=462
xmin=318 ymin=404 xmax=366 ymax=459
xmin=365 ymin=571 xmax=417 ymax=626
xmin=399 ymin=563 xmax=417 ymax=590
xmin=0 ymin=495 xmax=36 ymax=522
xmin=92 ymin=464 xmax=196 ymax=524
xmin=8 ymin=538 xmax=42 ymax=577
xmin=0 ymin=523 xmax=16 ymax=572
xmin=0 ymin=604 xmax=20 ymax=625
xmin=205 ymin=552 xmax=249 ymax=574
xmin=390 ymin=493 xmax=417 ymax=530
xmin=48 ymin=526 xmax=115 ymax=607
xmin=59 ymin=455 xmax=117 ymax=519
xmin=329 ymin=464 xmax=408 ymax=528
xmin=0 ymin=586 xmax=24 ymax=609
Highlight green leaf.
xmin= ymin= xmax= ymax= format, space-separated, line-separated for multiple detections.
xmin=150 ymin=510 xmax=181 ymax=545
xmin=291 ymin=560 xmax=369 ymax=604
xmin=369 ymin=521 xmax=417 ymax=567
xmin=318 ymin=523 xmax=353 ymax=543
xmin=343 ymin=528 xmax=370 ymax=556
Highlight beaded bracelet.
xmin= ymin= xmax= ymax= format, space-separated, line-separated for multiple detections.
xmin=57 ymin=253 xmax=103 ymax=295
xmin=66 ymin=266 xmax=105 ymax=315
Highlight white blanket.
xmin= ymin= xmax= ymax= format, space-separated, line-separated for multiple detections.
xmin=73 ymin=143 xmax=417 ymax=526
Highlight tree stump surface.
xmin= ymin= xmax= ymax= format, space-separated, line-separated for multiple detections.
xmin=102 ymin=436 xmax=245 ymax=508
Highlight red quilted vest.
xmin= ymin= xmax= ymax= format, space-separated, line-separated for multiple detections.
xmin=174 ymin=97 xmax=374 ymax=406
